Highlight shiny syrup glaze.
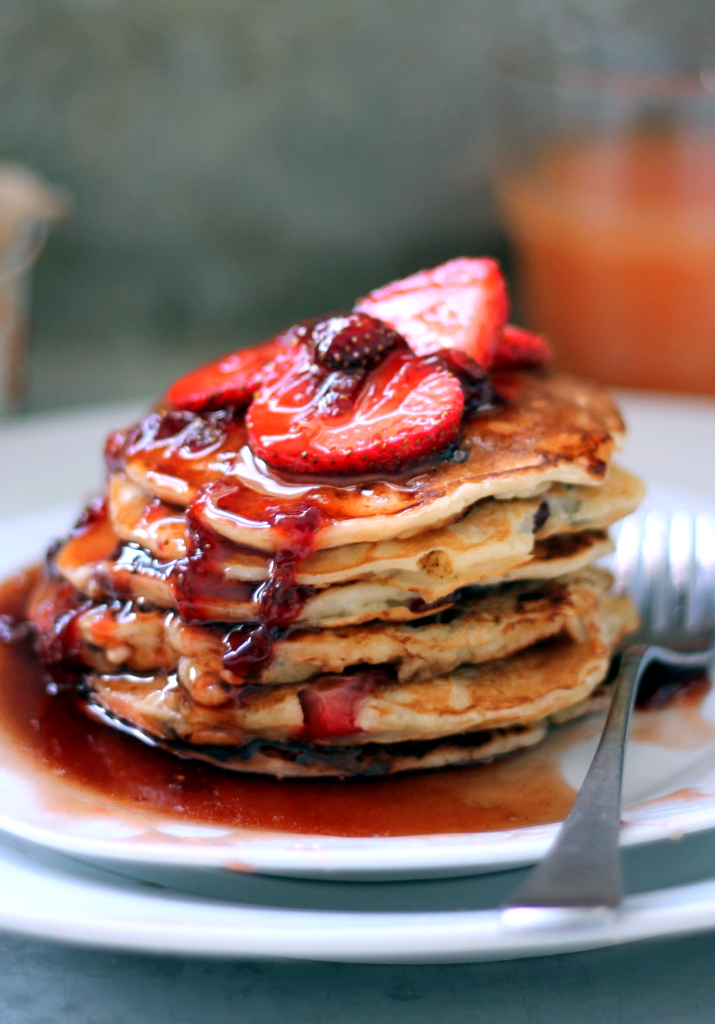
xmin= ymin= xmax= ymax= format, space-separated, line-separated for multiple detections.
xmin=106 ymin=402 xmax=430 ymax=531
xmin=21 ymin=371 xmax=690 ymax=825
xmin=6 ymin=571 xmax=713 ymax=837
xmin=55 ymin=505 xmax=260 ymax=626
xmin=219 ymin=498 xmax=323 ymax=679
xmin=107 ymin=410 xmax=332 ymax=629
xmin=52 ymin=493 xmax=456 ymax=735
xmin=170 ymin=515 xmax=258 ymax=625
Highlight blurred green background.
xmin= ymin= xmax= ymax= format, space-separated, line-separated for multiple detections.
xmin=0 ymin=0 xmax=653 ymax=411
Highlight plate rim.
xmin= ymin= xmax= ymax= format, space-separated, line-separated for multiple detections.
xmin=2 ymin=799 xmax=715 ymax=880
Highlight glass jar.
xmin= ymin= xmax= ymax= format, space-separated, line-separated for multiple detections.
xmin=492 ymin=7 xmax=715 ymax=393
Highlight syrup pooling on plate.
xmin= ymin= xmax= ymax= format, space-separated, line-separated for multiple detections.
xmin=0 ymin=570 xmax=580 ymax=835
xmin=3 ymin=568 xmax=711 ymax=834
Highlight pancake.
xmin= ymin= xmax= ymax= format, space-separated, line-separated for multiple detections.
xmin=63 ymin=568 xmax=619 ymax=690
xmin=53 ymin=505 xmax=615 ymax=626
xmin=112 ymin=373 xmax=624 ymax=552
xmin=82 ymin=593 xmax=631 ymax=750
xmin=84 ymin=703 xmax=549 ymax=778
xmin=107 ymin=464 xmax=643 ymax=588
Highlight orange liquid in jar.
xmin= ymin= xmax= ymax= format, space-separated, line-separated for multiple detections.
xmin=497 ymin=129 xmax=715 ymax=393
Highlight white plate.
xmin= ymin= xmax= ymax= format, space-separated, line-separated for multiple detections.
xmin=0 ymin=490 xmax=714 ymax=881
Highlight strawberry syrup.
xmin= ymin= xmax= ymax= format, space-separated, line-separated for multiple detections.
xmin=0 ymin=567 xmax=579 ymax=836
xmin=5 ymin=570 xmax=710 ymax=836
xmin=221 ymin=500 xmax=324 ymax=680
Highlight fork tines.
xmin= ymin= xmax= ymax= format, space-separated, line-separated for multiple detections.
xmin=611 ymin=509 xmax=715 ymax=644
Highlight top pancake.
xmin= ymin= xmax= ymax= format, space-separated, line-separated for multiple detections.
xmin=115 ymin=372 xmax=624 ymax=553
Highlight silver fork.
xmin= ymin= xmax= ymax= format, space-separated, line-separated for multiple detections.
xmin=504 ymin=509 xmax=715 ymax=910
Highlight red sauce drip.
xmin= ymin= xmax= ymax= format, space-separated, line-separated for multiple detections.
xmin=170 ymin=491 xmax=261 ymax=622
xmin=97 ymin=538 xmax=257 ymax=623
xmin=59 ymin=492 xmax=258 ymax=623
xmin=194 ymin=465 xmax=362 ymax=535
xmin=222 ymin=501 xmax=324 ymax=680
xmin=107 ymin=405 xmax=472 ymax=543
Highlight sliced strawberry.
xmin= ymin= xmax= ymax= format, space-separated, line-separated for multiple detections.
xmin=297 ymin=670 xmax=388 ymax=740
xmin=246 ymin=341 xmax=464 ymax=475
xmin=355 ymin=256 xmax=509 ymax=367
xmin=310 ymin=312 xmax=407 ymax=371
xmin=427 ymin=348 xmax=502 ymax=415
xmin=166 ymin=338 xmax=282 ymax=412
xmin=492 ymin=324 xmax=552 ymax=371
xmin=166 ymin=322 xmax=327 ymax=413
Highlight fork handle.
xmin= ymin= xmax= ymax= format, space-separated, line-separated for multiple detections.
xmin=503 ymin=643 xmax=654 ymax=909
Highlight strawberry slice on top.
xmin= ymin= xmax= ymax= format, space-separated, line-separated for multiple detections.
xmin=166 ymin=339 xmax=281 ymax=412
xmin=356 ymin=256 xmax=509 ymax=367
xmin=165 ymin=259 xmax=550 ymax=477
xmin=166 ymin=322 xmax=320 ymax=412
xmin=356 ymin=256 xmax=551 ymax=371
xmin=246 ymin=315 xmax=464 ymax=475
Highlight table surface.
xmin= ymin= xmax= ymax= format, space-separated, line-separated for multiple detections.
xmin=1 ymin=389 xmax=715 ymax=1024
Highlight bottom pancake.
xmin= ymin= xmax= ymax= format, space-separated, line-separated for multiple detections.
xmin=84 ymin=700 xmax=548 ymax=778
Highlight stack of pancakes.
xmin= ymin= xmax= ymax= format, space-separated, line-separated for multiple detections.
xmin=28 ymin=372 xmax=642 ymax=777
